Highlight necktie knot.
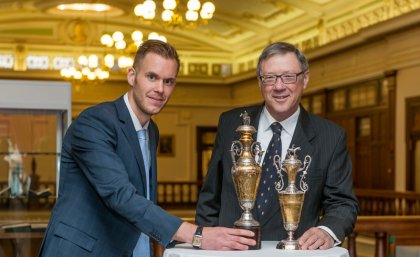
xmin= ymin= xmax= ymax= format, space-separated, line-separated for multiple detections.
xmin=270 ymin=122 xmax=282 ymax=135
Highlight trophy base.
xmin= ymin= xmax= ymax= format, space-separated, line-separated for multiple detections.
xmin=233 ymin=224 xmax=261 ymax=250
xmin=276 ymin=239 xmax=300 ymax=250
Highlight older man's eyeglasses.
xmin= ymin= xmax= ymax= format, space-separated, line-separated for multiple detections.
xmin=259 ymin=70 xmax=306 ymax=85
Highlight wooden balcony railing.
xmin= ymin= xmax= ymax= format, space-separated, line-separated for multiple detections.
xmin=349 ymin=189 xmax=420 ymax=257
xmin=157 ymin=181 xmax=201 ymax=209
xmin=355 ymin=189 xmax=420 ymax=216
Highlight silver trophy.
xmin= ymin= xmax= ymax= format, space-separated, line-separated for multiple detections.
xmin=230 ymin=111 xmax=264 ymax=249
xmin=274 ymin=146 xmax=311 ymax=250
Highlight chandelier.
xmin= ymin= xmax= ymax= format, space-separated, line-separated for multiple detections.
xmin=100 ymin=30 xmax=167 ymax=69
xmin=134 ymin=0 xmax=215 ymax=28
xmin=60 ymin=54 xmax=109 ymax=82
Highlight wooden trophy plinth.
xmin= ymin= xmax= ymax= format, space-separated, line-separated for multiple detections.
xmin=234 ymin=224 xmax=261 ymax=250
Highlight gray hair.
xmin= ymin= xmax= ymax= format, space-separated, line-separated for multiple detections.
xmin=256 ymin=42 xmax=308 ymax=76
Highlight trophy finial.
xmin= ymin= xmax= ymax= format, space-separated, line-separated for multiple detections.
xmin=240 ymin=111 xmax=251 ymax=125
xmin=287 ymin=145 xmax=301 ymax=158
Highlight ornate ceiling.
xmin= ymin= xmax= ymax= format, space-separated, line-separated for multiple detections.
xmin=0 ymin=0 xmax=419 ymax=81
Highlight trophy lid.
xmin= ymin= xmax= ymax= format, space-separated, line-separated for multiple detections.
xmin=283 ymin=146 xmax=302 ymax=166
xmin=236 ymin=111 xmax=256 ymax=134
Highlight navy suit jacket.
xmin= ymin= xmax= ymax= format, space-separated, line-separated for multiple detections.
xmin=39 ymin=96 xmax=182 ymax=257
xmin=196 ymin=104 xmax=359 ymax=243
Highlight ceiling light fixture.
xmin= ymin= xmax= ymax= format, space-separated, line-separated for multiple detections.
xmin=56 ymin=3 xmax=111 ymax=12
xmin=60 ymin=54 xmax=109 ymax=82
xmin=100 ymin=30 xmax=167 ymax=70
xmin=134 ymin=0 xmax=215 ymax=28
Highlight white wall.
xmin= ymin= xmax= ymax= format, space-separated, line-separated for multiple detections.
xmin=0 ymin=79 xmax=72 ymax=125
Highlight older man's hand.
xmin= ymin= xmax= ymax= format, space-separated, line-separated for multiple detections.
xmin=298 ymin=227 xmax=334 ymax=250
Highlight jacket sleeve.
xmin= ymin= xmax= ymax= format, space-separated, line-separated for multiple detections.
xmin=317 ymin=128 xmax=359 ymax=242
xmin=195 ymin=114 xmax=226 ymax=226
xmin=70 ymin=107 xmax=182 ymax=247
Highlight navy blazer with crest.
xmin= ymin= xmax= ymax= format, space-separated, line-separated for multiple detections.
xmin=196 ymin=104 xmax=359 ymax=243
xmin=39 ymin=96 xmax=182 ymax=257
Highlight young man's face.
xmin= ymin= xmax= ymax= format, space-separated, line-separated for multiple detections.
xmin=127 ymin=52 xmax=177 ymax=125
xmin=259 ymin=52 xmax=309 ymax=121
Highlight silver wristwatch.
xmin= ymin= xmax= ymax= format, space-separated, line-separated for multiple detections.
xmin=192 ymin=225 xmax=203 ymax=249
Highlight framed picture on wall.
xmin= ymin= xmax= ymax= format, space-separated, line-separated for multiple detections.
xmin=158 ymin=135 xmax=175 ymax=157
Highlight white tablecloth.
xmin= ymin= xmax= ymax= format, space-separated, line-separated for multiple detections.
xmin=163 ymin=241 xmax=349 ymax=257
xmin=396 ymin=246 xmax=420 ymax=257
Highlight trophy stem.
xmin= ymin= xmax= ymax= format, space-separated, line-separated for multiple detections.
xmin=288 ymin=231 xmax=294 ymax=241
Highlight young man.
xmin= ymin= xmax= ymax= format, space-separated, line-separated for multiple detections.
xmin=196 ymin=41 xmax=359 ymax=250
xmin=39 ymin=40 xmax=255 ymax=257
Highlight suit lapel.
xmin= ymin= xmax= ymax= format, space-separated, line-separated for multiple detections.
xmin=114 ymin=97 xmax=148 ymax=196
xmin=148 ymin=120 xmax=158 ymax=203
xmin=289 ymin=107 xmax=316 ymax=163
xmin=258 ymin=106 xmax=316 ymax=227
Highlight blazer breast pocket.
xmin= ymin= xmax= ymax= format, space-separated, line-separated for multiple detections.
xmin=54 ymin=222 xmax=97 ymax=252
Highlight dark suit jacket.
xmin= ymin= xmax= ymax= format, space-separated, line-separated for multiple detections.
xmin=196 ymin=104 xmax=359 ymax=243
xmin=39 ymin=96 xmax=182 ymax=257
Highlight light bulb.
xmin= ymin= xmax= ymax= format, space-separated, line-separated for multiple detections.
xmin=115 ymin=40 xmax=127 ymax=50
xmin=104 ymin=54 xmax=115 ymax=68
xmin=78 ymin=55 xmax=88 ymax=66
xmin=186 ymin=10 xmax=198 ymax=21
xmin=134 ymin=4 xmax=144 ymax=17
xmin=88 ymin=55 xmax=98 ymax=68
xmin=187 ymin=0 xmax=201 ymax=11
xmin=202 ymin=2 xmax=215 ymax=13
xmin=131 ymin=30 xmax=143 ymax=41
xmin=162 ymin=10 xmax=174 ymax=21
xmin=143 ymin=0 xmax=156 ymax=10
xmin=163 ymin=0 xmax=176 ymax=10
xmin=148 ymin=32 xmax=159 ymax=40
xmin=112 ymin=31 xmax=124 ymax=42
xmin=100 ymin=34 xmax=113 ymax=47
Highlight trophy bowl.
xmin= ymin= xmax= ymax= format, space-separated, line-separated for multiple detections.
xmin=274 ymin=146 xmax=311 ymax=250
xmin=277 ymin=191 xmax=305 ymax=249
xmin=230 ymin=111 xmax=263 ymax=250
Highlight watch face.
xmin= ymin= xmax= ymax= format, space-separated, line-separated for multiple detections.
xmin=192 ymin=235 xmax=202 ymax=247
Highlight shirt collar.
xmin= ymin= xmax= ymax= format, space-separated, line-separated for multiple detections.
xmin=124 ymin=93 xmax=149 ymax=131
xmin=261 ymin=106 xmax=300 ymax=136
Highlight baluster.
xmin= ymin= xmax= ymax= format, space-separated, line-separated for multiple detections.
xmin=347 ymin=232 xmax=357 ymax=257
xmin=188 ymin=183 xmax=192 ymax=206
xmin=375 ymin=232 xmax=387 ymax=257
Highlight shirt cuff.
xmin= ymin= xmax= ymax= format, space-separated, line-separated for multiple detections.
xmin=318 ymin=226 xmax=341 ymax=246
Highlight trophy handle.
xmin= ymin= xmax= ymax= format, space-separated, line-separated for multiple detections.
xmin=230 ymin=140 xmax=243 ymax=173
xmin=273 ymin=154 xmax=285 ymax=192
xmin=251 ymin=142 xmax=264 ymax=166
xmin=298 ymin=155 xmax=311 ymax=192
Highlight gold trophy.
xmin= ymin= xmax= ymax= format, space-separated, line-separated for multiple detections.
xmin=230 ymin=111 xmax=264 ymax=250
xmin=274 ymin=146 xmax=311 ymax=250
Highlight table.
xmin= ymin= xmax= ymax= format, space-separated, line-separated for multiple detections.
xmin=163 ymin=241 xmax=349 ymax=257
